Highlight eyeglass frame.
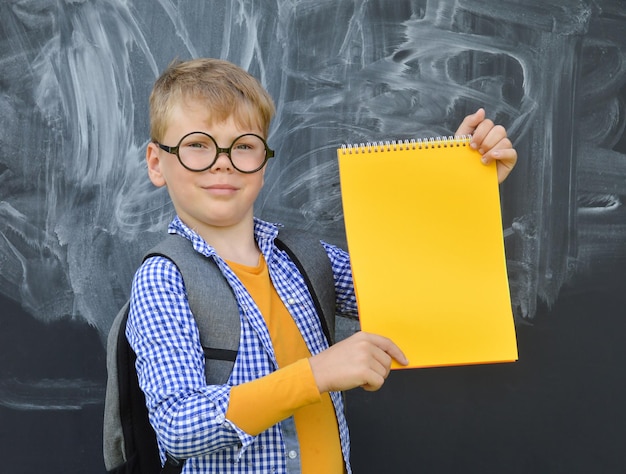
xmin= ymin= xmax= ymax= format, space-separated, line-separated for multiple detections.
xmin=155 ymin=131 xmax=275 ymax=174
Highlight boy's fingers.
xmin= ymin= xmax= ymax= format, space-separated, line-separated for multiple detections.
xmin=474 ymin=124 xmax=507 ymax=154
xmin=365 ymin=333 xmax=409 ymax=366
xmin=481 ymin=138 xmax=514 ymax=162
xmin=455 ymin=108 xmax=485 ymax=136
xmin=477 ymin=143 xmax=517 ymax=183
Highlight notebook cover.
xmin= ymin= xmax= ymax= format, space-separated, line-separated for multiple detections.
xmin=337 ymin=137 xmax=518 ymax=369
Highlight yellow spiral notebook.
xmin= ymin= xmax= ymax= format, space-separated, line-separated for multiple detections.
xmin=337 ymin=136 xmax=518 ymax=369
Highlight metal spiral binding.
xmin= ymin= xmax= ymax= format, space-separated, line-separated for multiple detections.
xmin=339 ymin=134 xmax=472 ymax=154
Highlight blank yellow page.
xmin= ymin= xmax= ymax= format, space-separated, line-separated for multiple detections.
xmin=337 ymin=137 xmax=518 ymax=369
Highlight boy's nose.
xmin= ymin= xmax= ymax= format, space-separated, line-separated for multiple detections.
xmin=211 ymin=151 xmax=233 ymax=171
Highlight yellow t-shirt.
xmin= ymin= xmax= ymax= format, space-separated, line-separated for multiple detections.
xmin=225 ymin=255 xmax=344 ymax=473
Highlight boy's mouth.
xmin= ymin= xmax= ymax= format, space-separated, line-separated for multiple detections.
xmin=204 ymin=183 xmax=238 ymax=194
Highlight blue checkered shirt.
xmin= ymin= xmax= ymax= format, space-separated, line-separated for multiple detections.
xmin=126 ymin=216 xmax=358 ymax=473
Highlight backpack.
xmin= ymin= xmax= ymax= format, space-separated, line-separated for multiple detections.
xmin=103 ymin=229 xmax=336 ymax=474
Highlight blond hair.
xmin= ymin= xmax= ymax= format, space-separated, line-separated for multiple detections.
xmin=149 ymin=58 xmax=275 ymax=142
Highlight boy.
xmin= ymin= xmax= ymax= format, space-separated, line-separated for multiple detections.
xmin=127 ymin=58 xmax=517 ymax=473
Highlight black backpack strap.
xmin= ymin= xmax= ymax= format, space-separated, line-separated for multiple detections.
xmin=160 ymin=454 xmax=185 ymax=474
xmin=275 ymin=228 xmax=336 ymax=345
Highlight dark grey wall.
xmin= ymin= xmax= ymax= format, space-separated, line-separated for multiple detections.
xmin=1 ymin=1 xmax=625 ymax=472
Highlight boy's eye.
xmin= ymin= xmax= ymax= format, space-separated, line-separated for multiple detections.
xmin=185 ymin=141 xmax=211 ymax=149
xmin=233 ymin=136 xmax=265 ymax=152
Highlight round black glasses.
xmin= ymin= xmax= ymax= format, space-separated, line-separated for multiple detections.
xmin=156 ymin=131 xmax=274 ymax=173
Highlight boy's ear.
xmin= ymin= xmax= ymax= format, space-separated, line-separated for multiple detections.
xmin=146 ymin=142 xmax=166 ymax=187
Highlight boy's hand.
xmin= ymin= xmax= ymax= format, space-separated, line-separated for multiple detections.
xmin=309 ymin=331 xmax=408 ymax=393
xmin=455 ymin=108 xmax=517 ymax=183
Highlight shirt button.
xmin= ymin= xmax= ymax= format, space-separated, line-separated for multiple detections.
xmin=288 ymin=450 xmax=298 ymax=459
xmin=287 ymin=297 xmax=296 ymax=305
xmin=216 ymin=415 xmax=225 ymax=424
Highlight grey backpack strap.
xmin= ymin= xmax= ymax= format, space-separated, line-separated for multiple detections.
xmin=275 ymin=228 xmax=336 ymax=345
xmin=146 ymin=234 xmax=240 ymax=384
xmin=146 ymin=229 xmax=336 ymax=382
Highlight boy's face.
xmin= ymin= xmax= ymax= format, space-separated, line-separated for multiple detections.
xmin=146 ymin=101 xmax=266 ymax=235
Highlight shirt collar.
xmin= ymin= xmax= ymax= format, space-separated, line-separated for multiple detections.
xmin=167 ymin=215 xmax=282 ymax=259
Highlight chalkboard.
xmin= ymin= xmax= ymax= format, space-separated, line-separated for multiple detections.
xmin=1 ymin=1 xmax=625 ymax=472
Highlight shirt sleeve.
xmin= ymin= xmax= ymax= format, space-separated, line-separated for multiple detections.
xmin=126 ymin=256 xmax=249 ymax=460
xmin=226 ymin=358 xmax=321 ymax=435
xmin=321 ymin=241 xmax=359 ymax=318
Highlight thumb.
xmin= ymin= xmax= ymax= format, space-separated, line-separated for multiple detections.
xmin=455 ymin=108 xmax=485 ymax=136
